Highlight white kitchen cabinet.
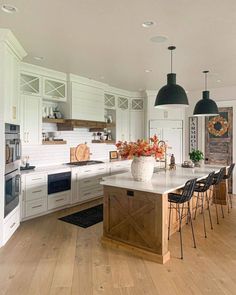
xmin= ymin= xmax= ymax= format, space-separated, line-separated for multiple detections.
xmin=116 ymin=97 xmax=130 ymax=141
xmin=71 ymin=164 xmax=108 ymax=204
xmin=48 ymin=191 xmax=70 ymax=210
xmin=104 ymin=93 xmax=116 ymax=109
xmin=109 ymin=161 xmax=131 ymax=175
xmin=0 ymin=30 xmax=27 ymax=126
xmin=21 ymin=172 xmax=48 ymax=219
xmin=21 ymin=95 xmax=42 ymax=145
xmin=129 ymin=99 xmax=144 ymax=141
xmin=3 ymin=46 xmax=21 ymax=124
xmin=3 ymin=206 xmax=20 ymax=244
xmin=43 ymin=77 xmax=67 ymax=102
xmin=69 ymin=82 xmax=105 ymax=121
xmin=20 ymin=72 xmax=41 ymax=96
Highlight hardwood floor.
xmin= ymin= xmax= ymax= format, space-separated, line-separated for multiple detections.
xmin=0 ymin=198 xmax=236 ymax=295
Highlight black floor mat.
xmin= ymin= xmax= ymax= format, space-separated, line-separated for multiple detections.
xmin=59 ymin=204 xmax=103 ymax=228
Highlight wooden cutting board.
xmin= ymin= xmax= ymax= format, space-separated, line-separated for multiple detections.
xmin=70 ymin=143 xmax=90 ymax=162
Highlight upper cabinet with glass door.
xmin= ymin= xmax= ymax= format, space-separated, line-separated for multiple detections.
xmin=43 ymin=77 xmax=67 ymax=102
xmin=20 ymin=72 xmax=41 ymax=96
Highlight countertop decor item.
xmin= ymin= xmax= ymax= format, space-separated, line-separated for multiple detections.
xmin=109 ymin=151 xmax=118 ymax=160
xmin=154 ymin=46 xmax=189 ymax=109
xmin=193 ymin=71 xmax=219 ymax=116
xmin=116 ymin=135 xmax=166 ymax=182
xmin=189 ymin=149 xmax=204 ymax=167
xmin=70 ymin=143 xmax=91 ymax=162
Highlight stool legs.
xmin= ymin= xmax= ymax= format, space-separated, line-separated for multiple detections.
xmin=177 ymin=205 xmax=184 ymax=259
xmin=201 ymin=192 xmax=207 ymax=238
xmin=206 ymin=191 xmax=213 ymax=230
xmin=187 ymin=201 xmax=196 ymax=249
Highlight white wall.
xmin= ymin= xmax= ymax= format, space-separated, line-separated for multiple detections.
xmin=186 ymin=86 xmax=236 ymax=192
xmin=22 ymin=126 xmax=116 ymax=167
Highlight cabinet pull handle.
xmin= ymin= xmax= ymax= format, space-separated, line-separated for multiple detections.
xmin=27 ymin=132 xmax=29 ymax=143
xmin=10 ymin=222 xmax=16 ymax=229
xmin=32 ymin=205 xmax=42 ymax=209
xmin=31 ymin=178 xmax=42 ymax=181
xmin=32 ymin=190 xmax=42 ymax=194
xmin=84 ymin=170 xmax=92 ymax=173
xmin=98 ymin=168 xmax=105 ymax=170
xmin=55 ymin=198 xmax=64 ymax=202
xmin=24 ymin=132 xmax=26 ymax=143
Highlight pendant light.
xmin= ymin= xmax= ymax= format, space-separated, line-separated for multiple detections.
xmin=193 ymin=71 xmax=219 ymax=116
xmin=154 ymin=46 xmax=189 ymax=109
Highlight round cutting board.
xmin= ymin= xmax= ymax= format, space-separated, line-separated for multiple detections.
xmin=75 ymin=144 xmax=90 ymax=161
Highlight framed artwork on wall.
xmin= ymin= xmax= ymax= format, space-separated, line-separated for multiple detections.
xmin=189 ymin=117 xmax=198 ymax=152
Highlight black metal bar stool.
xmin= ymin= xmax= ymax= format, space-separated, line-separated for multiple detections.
xmin=168 ymin=178 xmax=197 ymax=259
xmin=193 ymin=171 xmax=215 ymax=238
xmin=211 ymin=168 xmax=225 ymax=224
xmin=223 ymin=163 xmax=235 ymax=212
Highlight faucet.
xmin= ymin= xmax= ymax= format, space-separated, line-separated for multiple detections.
xmin=158 ymin=140 xmax=167 ymax=170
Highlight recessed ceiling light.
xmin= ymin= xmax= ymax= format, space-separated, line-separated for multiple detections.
xmin=100 ymin=76 xmax=105 ymax=80
xmin=217 ymin=79 xmax=221 ymax=83
xmin=145 ymin=69 xmax=152 ymax=73
xmin=150 ymin=35 xmax=168 ymax=43
xmin=142 ymin=21 xmax=155 ymax=28
xmin=34 ymin=56 xmax=44 ymax=61
xmin=1 ymin=4 xmax=18 ymax=13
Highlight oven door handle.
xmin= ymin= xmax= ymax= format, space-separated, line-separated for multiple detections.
xmin=15 ymin=174 xmax=21 ymax=195
xmin=5 ymin=144 xmax=11 ymax=163
xmin=15 ymin=139 xmax=22 ymax=160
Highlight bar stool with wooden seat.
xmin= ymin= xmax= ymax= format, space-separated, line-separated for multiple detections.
xmin=193 ymin=171 xmax=215 ymax=238
xmin=223 ymin=163 xmax=235 ymax=212
xmin=168 ymin=178 xmax=197 ymax=259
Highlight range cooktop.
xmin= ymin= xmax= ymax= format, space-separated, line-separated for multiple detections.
xmin=66 ymin=160 xmax=104 ymax=166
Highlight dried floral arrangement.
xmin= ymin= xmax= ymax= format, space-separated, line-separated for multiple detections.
xmin=116 ymin=135 xmax=166 ymax=159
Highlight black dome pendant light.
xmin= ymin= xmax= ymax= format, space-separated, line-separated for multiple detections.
xmin=193 ymin=70 xmax=219 ymax=116
xmin=154 ymin=46 xmax=189 ymax=109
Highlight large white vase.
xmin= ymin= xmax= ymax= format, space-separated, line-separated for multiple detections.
xmin=131 ymin=156 xmax=155 ymax=182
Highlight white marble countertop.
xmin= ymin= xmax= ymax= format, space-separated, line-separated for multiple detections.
xmin=101 ymin=165 xmax=225 ymax=195
xmin=20 ymin=159 xmax=133 ymax=175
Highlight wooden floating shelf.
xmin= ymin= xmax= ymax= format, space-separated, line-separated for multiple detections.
xmin=42 ymin=140 xmax=67 ymax=145
xmin=92 ymin=140 xmax=116 ymax=144
xmin=42 ymin=118 xmax=66 ymax=124
xmin=106 ymin=123 xmax=116 ymax=128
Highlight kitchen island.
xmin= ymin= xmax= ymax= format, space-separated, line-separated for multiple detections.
xmin=101 ymin=165 xmax=227 ymax=264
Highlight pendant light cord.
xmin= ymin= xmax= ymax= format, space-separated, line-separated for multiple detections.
xmin=168 ymin=46 xmax=176 ymax=74
xmin=203 ymin=70 xmax=209 ymax=91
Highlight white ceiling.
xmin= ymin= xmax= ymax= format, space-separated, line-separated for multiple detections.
xmin=1 ymin=0 xmax=236 ymax=92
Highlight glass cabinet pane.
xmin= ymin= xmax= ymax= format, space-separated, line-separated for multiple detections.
xmin=20 ymin=73 xmax=40 ymax=94
xmin=44 ymin=79 xmax=66 ymax=98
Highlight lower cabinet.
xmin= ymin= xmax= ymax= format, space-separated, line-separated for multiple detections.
xmin=48 ymin=191 xmax=70 ymax=210
xmin=25 ymin=198 xmax=47 ymax=217
xmin=21 ymin=161 xmax=132 ymax=221
xmin=22 ymin=172 xmax=48 ymax=219
xmin=72 ymin=164 xmax=108 ymax=204
xmin=3 ymin=206 xmax=20 ymax=244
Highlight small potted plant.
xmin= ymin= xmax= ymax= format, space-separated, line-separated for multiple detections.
xmin=116 ymin=135 xmax=166 ymax=182
xmin=189 ymin=149 xmax=204 ymax=167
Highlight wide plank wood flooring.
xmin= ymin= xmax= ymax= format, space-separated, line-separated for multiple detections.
xmin=0 ymin=198 xmax=236 ymax=295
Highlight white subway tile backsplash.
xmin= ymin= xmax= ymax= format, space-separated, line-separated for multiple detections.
xmin=22 ymin=128 xmax=116 ymax=167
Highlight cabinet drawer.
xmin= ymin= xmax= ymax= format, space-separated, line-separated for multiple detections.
xmin=3 ymin=207 xmax=20 ymax=243
xmin=79 ymin=165 xmax=107 ymax=178
xmin=80 ymin=187 xmax=103 ymax=202
xmin=48 ymin=191 xmax=69 ymax=210
xmin=79 ymin=175 xmax=103 ymax=189
xmin=25 ymin=185 xmax=47 ymax=201
xmin=25 ymin=173 xmax=47 ymax=187
xmin=25 ymin=198 xmax=47 ymax=218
